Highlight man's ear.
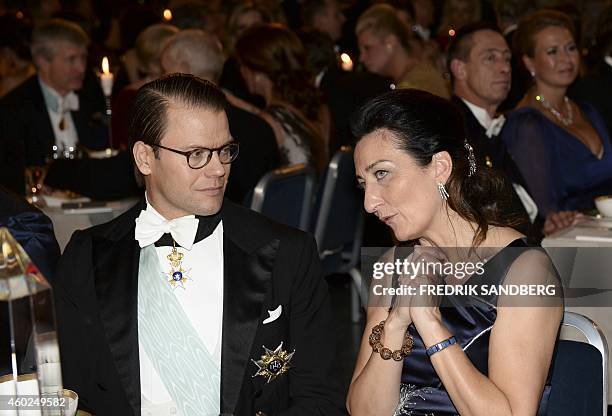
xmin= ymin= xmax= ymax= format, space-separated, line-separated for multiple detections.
xmin=450 ymin=58 xmax=467 ymax=82
xmin=432 ymin=151 xmax=453 ymax=184
xmin=133 ymin=141 xmax=154 ymax=177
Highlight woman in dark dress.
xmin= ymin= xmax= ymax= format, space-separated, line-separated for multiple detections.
xmin=347 ymin=89 xmax=562 ymax=415
xmin=501 ymin=10 xmax=612 ymax=217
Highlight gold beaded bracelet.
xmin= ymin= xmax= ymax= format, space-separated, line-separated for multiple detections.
xmin=368 ymin=320 xmax=414 ymax=361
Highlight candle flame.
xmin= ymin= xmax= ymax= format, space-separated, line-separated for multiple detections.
xmin=102 ymin=57 xmax=110 ymax=75
xmin=340 ymin=53 xmax=352 ymax=64
xmin=163 ymin=9 xmax=172 ymax=21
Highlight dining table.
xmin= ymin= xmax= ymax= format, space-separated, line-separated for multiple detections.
xmin=41 ymin=195 xmax=139 ymax=251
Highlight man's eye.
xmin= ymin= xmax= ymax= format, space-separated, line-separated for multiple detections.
xmin=374 ymin=170 xmax=388 ymax=180
xmin=190 ymin=149 xmax=205 ymax=159
xmin=547 ymin=48 xmax=557 ymax=55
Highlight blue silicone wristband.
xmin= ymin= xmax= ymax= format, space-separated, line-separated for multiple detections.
xmin=426 ymin=336 xmax=457 ymax=357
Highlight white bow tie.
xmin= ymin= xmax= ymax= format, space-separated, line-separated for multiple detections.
xmin=60 ymin=92 xmax=80 ymax=113
xmin=134 ymin=210 xmax=199 ymax=249
xmin=486 ymin=115 xmax=506 ymax=138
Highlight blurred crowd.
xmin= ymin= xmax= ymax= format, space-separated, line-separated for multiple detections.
xmin=0 ymin=0 xmax=611 ymax=242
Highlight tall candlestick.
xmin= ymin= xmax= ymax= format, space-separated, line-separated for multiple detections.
xmin=100 ymin=57 xmax=114 ymax=150
xmin=100 ymin=57 xmax=114 ymax=97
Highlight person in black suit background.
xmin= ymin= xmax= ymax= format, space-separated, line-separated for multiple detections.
xmin=571 ymin=8 xmax=612 ymax=137
xmin=0 ymin=19 xmax=108 ymax=193
xmin=0 ymin=18 xmax=109 ymax=164
xmin=54 ymin=74 xmax=342 ymax=415
xmin=448 ymin=22 xmax=587 ymax=238
xmin=160 ymin=29 xmax=280 ymax=205
xmin=447 ymin=22 xmax=537 ymax=237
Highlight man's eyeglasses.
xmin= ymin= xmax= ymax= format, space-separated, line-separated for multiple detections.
xmin=150 ymin=141 xmax=240 ymax=169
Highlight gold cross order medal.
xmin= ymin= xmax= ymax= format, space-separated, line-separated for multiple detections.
xmin=164 ymin=246 xmax=192 ymax=289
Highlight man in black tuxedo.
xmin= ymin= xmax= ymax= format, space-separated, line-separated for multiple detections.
xmin=54 ymin=74 xmax=342 ymax=415
xmin=447 ymin=23 xmax=537 ymax=236
xmin=160 ymin=29 xmax=280 ymax=205
xmin=449 ymin=22 xmax=586 ymax=238
xmin=0 ymin=19 xmax=108 ymax=194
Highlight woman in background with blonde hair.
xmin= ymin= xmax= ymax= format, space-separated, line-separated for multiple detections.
xmin=356 ymin=4 xmax=449 ymax=98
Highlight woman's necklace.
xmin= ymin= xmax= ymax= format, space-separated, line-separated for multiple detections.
xmin=536 ymin=94 xmax=573 ymax=126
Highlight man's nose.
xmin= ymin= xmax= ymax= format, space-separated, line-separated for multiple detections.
xmin=204 ymin=151 xmax=227 ymax=177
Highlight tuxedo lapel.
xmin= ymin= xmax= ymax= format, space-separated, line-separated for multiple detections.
xmin=220 ymin=207 xmax=280 ymax=414
xmin=28 ymin=79 xmax=55 ymax=163
xmin=92 ymin=204 xmax=142 ymax=415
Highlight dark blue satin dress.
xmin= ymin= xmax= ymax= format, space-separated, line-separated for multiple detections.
xmin=395 ymin=239 xmax=555 ymax=416
xmin=501 ymin=103 xmax=612 ymax=216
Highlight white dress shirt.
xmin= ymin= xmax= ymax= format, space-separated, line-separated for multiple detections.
xmin=139 ymin=202 xmax=224 ymax=415
xmin=39 ymin=78 xmax=79 ymax=156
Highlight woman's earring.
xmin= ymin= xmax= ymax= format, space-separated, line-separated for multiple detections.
xmin=437 ymin=182 xmax=449 ymax=201
xmin=530 ymin=70 xmax=536 ymax=77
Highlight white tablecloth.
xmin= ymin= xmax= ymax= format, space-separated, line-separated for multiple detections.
xmin=43 ymin=198 xmax=139 ymax=251
xmin=542 ymin=218 xmax=612 ymax=404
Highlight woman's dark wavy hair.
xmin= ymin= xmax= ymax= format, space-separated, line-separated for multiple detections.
xmin=234 ymin=23 xmax=321 ymax=121
xmin=351 ymin=89 xmax=524 ymax=246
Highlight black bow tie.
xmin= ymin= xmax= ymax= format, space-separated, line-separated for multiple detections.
xmin=154 ymin=210 xmax=222 ymax=247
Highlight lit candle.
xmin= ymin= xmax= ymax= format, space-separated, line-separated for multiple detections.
xmin=340 ymin=53 xmax=353 ymax=72
xmin=163 ymin=9 xmax=172 ymax=21
xmin=100 ymin=57 xmax=114 ymax=97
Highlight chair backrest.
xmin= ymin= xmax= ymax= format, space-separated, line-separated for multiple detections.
xmin=547 ymin=311 xmax=609 ymax=415
xmin=250 ymin=164 xmax=315 ymax=231
xmin=313 ymin=147 xmax=363 ymax=271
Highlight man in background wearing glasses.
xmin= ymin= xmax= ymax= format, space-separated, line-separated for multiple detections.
xmin=53 ymin=74 xmax=342 ymax=416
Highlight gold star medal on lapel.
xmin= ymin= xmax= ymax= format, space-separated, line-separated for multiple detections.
xmin=251 ymin=342 xmax=295 ymax=383
xmin=164 ymin=244 xmax=192 ymax=289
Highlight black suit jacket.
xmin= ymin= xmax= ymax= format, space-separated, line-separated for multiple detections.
xmin=225 ymin=104 xmax=280 ymax=204
xmin=451 ymin=96 xmax=536 ymax=236
xmin=54 ymin=199 xmax=343 ymax=415
xmin=0 ymin=74 xmax=108 ymax=192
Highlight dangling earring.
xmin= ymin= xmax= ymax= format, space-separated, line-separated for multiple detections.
xmin=437 ymin=182 xmax=449 ymax=201
xmin=530 ymin=70 xmax=536 ymax=78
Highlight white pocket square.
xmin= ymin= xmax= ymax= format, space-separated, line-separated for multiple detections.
xmin=263 ymin=305 xmax=282 ymax=324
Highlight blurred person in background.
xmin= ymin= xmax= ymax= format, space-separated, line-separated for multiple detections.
xmin=219 ymin=1 xmax=271 ymax=107
xmin=0 ymin=19 xmax=108 ymax=172
xmin=411 ymin=0 xmax=435 ymax=41
xmin=502 ymin=10 xmax=612 ymax=228
xmin=356 ymin=4 xmax=450 ymax=98
xmin=300 ymin=0 xmax=346 ymax=44
xmin=235 ymin=23 xmax=328 ymax=172
xmin=571 ymin=4 xmax=612 ymax=136
xmin=0 ymin=13 xmax=35 ymax=98
xmin=436 ymin=0 xmax=481 ymax=49
xmin=493 ymin=0 xmax=535 ymax=111
xmin=112 ymin=23 xmax=179 ymax=150
xmin=160 ymin=29 xmax=279 ymax=204
xmin=447 ymin=22 xmax=544 ymax=238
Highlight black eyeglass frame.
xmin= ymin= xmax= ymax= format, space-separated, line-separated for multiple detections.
xmin=149 ymin=141 xmax=240 ymax=169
